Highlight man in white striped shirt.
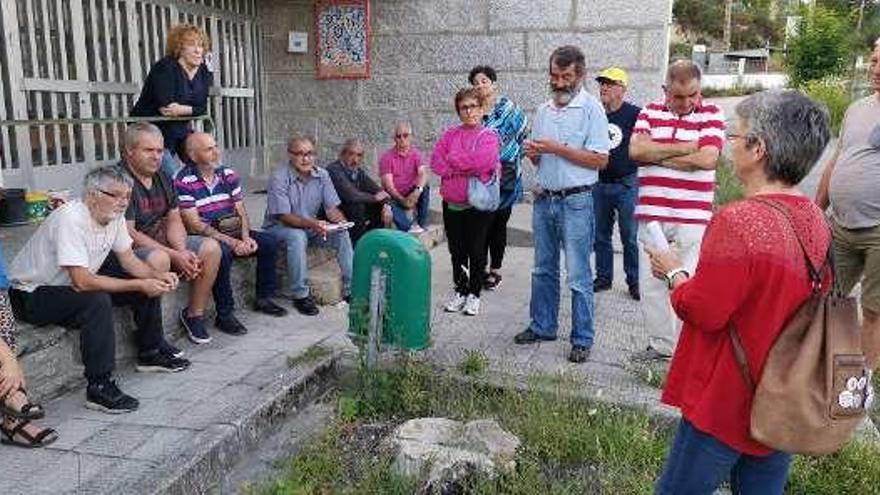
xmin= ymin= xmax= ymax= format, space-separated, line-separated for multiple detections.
xmin=629 ymin=60 xmax=726 ymax=361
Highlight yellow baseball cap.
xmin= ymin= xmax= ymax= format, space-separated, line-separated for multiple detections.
xmin=596 ymin=67 xmax=629 ymax=86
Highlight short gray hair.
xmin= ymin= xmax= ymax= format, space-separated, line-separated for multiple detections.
xmin=124 ymin=122 xmax=163 ymax=151
xmin=666 ymin=59 xmax=702 ymax=85
xmin=340 ymin=138 xmax=364 ymax=155
xmin=82 ymin=164 xmax=133 ymax=197
xmin=734 ymin=90 xmax=830 ymax=186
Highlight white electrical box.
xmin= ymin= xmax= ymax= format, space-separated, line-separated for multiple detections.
xmin=288 ymin=32 xmax=308 ymax=53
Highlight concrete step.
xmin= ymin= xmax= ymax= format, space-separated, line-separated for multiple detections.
xmin=0 ymin=309 xmax=350 ymax=495
xmin=14 ymin=222 xmax=444 ymax=403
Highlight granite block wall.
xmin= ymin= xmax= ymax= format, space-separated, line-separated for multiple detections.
xmin=257 ymin=0 xmax=672 ymax=173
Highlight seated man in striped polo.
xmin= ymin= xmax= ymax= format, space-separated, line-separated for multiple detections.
xmin=175 ymin=132 xmax=288 ymax=340
xmin=629 ymin=60 xmax=725 ymax=362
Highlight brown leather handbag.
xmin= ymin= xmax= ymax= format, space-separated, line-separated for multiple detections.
xmin=728 ymin=198 xmax=871 ymax=455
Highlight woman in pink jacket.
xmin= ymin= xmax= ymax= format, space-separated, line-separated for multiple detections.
xmin=431 ymin=87 xmax=501 ymax=316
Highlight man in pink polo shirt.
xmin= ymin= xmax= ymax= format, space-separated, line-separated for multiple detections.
xmin=379 ymin=123 xmax=430 ymax=234
xmin=629 ymin=60 xmax=725 ymax=362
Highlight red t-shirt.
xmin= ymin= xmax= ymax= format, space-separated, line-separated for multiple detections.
xmin=661 ymin=194 xmax=831 ymax=455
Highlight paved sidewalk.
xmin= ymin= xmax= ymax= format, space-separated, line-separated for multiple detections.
xmin=423 ymin=242 xmax=667 ymax=413
xmin=0 ymin=302 xmax=350 ymax=494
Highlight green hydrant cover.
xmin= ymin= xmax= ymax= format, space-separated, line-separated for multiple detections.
xmin=348 ymin=229 xmax=431 ymax=351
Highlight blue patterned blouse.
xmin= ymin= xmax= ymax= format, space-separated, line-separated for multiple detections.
xmin=483 ymin=95 xmax=529 ymax=209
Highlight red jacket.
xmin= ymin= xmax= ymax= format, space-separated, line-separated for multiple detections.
xmin=661 ymin=194 xmax=831 ymax=455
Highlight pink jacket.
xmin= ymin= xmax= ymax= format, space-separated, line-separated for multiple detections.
xmin=430 ymin=125 xmax=501 ymax=204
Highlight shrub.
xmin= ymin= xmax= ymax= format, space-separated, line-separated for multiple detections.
xmin=802 ymin=77 xmax=851 ymax=136
xmin=715 ymin=156 xmax=744 ymax=207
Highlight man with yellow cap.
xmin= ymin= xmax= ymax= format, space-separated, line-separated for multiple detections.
xmin=593 ymin=67 xmax=642 ymax=301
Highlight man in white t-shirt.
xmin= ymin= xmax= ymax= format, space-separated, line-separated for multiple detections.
xmin=8 ymin=165 xmax=189 ymax=414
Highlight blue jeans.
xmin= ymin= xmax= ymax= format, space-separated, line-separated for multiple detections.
xmin=593 ymin=174 xmax=639 ymax=287
xmin=268 ymin=225 xmax=353 ymax=299
xmin=656 ymin=419 xmax=791 ymax=495
xmin=213 ymin=230 xmax=280 ymax=317
xmin=528 ymin=191 xmax=595 ymax=348
xmin=390 ymin=186 xmax=430 ymax=230
xmin=160 ymin=149 xmax=179 ymax=180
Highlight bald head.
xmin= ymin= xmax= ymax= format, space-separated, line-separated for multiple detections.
xmin=185 ymin=132 xmax=220 ymax=168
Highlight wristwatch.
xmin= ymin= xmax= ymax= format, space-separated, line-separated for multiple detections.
xmin=664 ymin=268 xmax=690 ymax=290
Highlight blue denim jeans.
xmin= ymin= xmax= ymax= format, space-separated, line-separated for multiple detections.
xmin=213 ymin=230 xmax=280 ymax=317
xmin=160 ymin=148 xmax=179 ymax=180
xmin=656 ymin=419 xmax=792 ymax=495
xmin=268 ymin=225 xmax=353 ymax=299
xmin=390 ymin=186 xmax=430 ymax=230
xmin=593 ymin=174 xmax=639 ymax=287
xmin=528 ymin=191 xmax=595 ymax=348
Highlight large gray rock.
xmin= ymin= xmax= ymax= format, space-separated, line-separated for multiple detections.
xmin=388 ymin=417 xmax=520 ymax=490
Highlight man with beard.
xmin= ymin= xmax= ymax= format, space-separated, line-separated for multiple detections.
xmin=327 ymin=139 xmax=393 ymax=245
xmin=8 ymin=165 xmax=188 ymax=414
xmin=629 ymin=60 xmax=725 ymax=362
xmin=513 ymin=45 xmax=610 ymax=363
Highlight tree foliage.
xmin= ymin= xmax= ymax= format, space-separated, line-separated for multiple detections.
xmin=785 ymin=6 xmax=856 ymax=87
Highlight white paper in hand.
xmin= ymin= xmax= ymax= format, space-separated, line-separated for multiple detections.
xmin=646 ymin=221 xmax=670 ymax=251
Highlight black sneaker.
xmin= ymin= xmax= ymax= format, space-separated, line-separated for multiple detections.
xmin=628 ymin=285 xmax=641 ymax=301
xmin=513 ymin=328 xmax=557 ymax=345
xmin=293 ymin=295 xmax=320 ymax=316
xmin=594 ymin=278 xmax=612 ymax=292
xmin=483 ymin=272 xmax=502 ymax=291
xmin=159 ymin=340 xmax=184 ymax=359
xmin=568 ymin=345 xmax=591 ymax=363
xmin=136 ymin=351 xmax=191 ymax=373
xmin=215 ymin=314 xmax=248 ymax=335
xmin=85 ymin=380 xmax=139 ymax=414
xmin=180 ymin=308 xmax=212 ymax=344
xmin=253 ymin=298 xmax=288 ymax=317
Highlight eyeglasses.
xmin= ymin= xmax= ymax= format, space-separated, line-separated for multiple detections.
xmin=288 ymin=150 xmax=314 ymax=158
xmin=458 ymin=103 xmax=480 ymax=112
xmin=97 ymin=189 xmax=130 ymax=202
xmin=395 ymin=133 xmax=410 ymax=138
xmin=726 ymin=133 xmax=745 ymax=142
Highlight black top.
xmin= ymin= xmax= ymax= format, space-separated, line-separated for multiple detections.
xmin=599 ymin=101 xmax=641 ymax=182
xmin=119 ymin=161 xmax=178 ymax=240
xmin=131 ymin=56 xmax=213 ymax=156
xmin=326 ymin=160 xmax=383 ymax=206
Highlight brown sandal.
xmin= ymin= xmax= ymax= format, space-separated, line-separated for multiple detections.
xmin=0 ymin=386 xmax=45 ymax=420
xmin=0 ymin=420 xmax=57 ymax=448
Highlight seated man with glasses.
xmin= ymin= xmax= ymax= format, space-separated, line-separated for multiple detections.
xmin=379 ymin=123 xmax=430 ymax=234
xmin=327 ymin=139 xmax=393 ymax=245
xmin=264 ymin=136 xmax=353 ymax=316
xmin=8 ymin=165 xmax=189 ymax=414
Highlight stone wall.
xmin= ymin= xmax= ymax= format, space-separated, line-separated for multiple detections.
xmin=257 ymin=0 xmax=672 ymax=173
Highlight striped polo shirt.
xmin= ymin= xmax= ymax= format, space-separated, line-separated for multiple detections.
xmin=633 ymin=100 xmax=725 ymax=225
xmin=174 ymin=165 xmax=242 ymax=223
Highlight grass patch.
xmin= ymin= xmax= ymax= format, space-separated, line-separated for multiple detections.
xmin=715 ymin=155 xmax=744 ymax=207
xmin=258 ymin=358 xmax=880 ymax=494
xmin=286 ymin=344 xmax=332 ymax=368
xmin=457 ymin=349 xmax=489 ymax=376
xmin=631 ymin=362 xmax=668 ymax=389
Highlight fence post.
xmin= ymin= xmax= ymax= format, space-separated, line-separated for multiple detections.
xmin=0 ymin=0 xmax=35 ymax=188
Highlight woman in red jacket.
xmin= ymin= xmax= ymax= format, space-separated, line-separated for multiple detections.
xmin=646 ymin=90 xmax=831 ymax=494
xmin=431 ymin=88 xmax=500 ymax=317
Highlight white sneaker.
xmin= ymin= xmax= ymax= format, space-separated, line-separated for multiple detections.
xmin=444 ymin=293 xmax=467 ymax=312
xmin=463 ymin=294 xmax=481 ymax=316
xmin=408 ymin=224 xmax=425 ymax=234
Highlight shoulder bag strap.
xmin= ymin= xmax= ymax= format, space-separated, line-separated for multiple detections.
xmin=726 ymin=196 xmax=830 ymax=392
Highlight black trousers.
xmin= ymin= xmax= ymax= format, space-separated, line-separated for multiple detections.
xmin=10 ymin=285 xmax=164 ymax=382
xmin=344 ymin=202 xmax=384 ymax=246
xmin=485 ymin=205 xmax=513 ymax=271
xmin=442 ymin=202 xmax=493 ymax=297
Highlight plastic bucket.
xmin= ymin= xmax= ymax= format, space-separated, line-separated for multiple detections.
xmin=0 ymin=188 xmax=29 ymax=226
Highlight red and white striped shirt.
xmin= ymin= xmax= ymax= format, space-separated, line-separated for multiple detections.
xmin=633 ymin=100 xmax=725 ymax=225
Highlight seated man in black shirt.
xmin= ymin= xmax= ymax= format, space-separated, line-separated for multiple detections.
xmin=110 ymin=123 xmax=225 ymax=345
xmin=327 ymin=139 xmax=393 ymax=244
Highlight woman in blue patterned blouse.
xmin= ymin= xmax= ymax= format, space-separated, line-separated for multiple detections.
xmin=469 ymin=65 xmax=529 ymax=291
